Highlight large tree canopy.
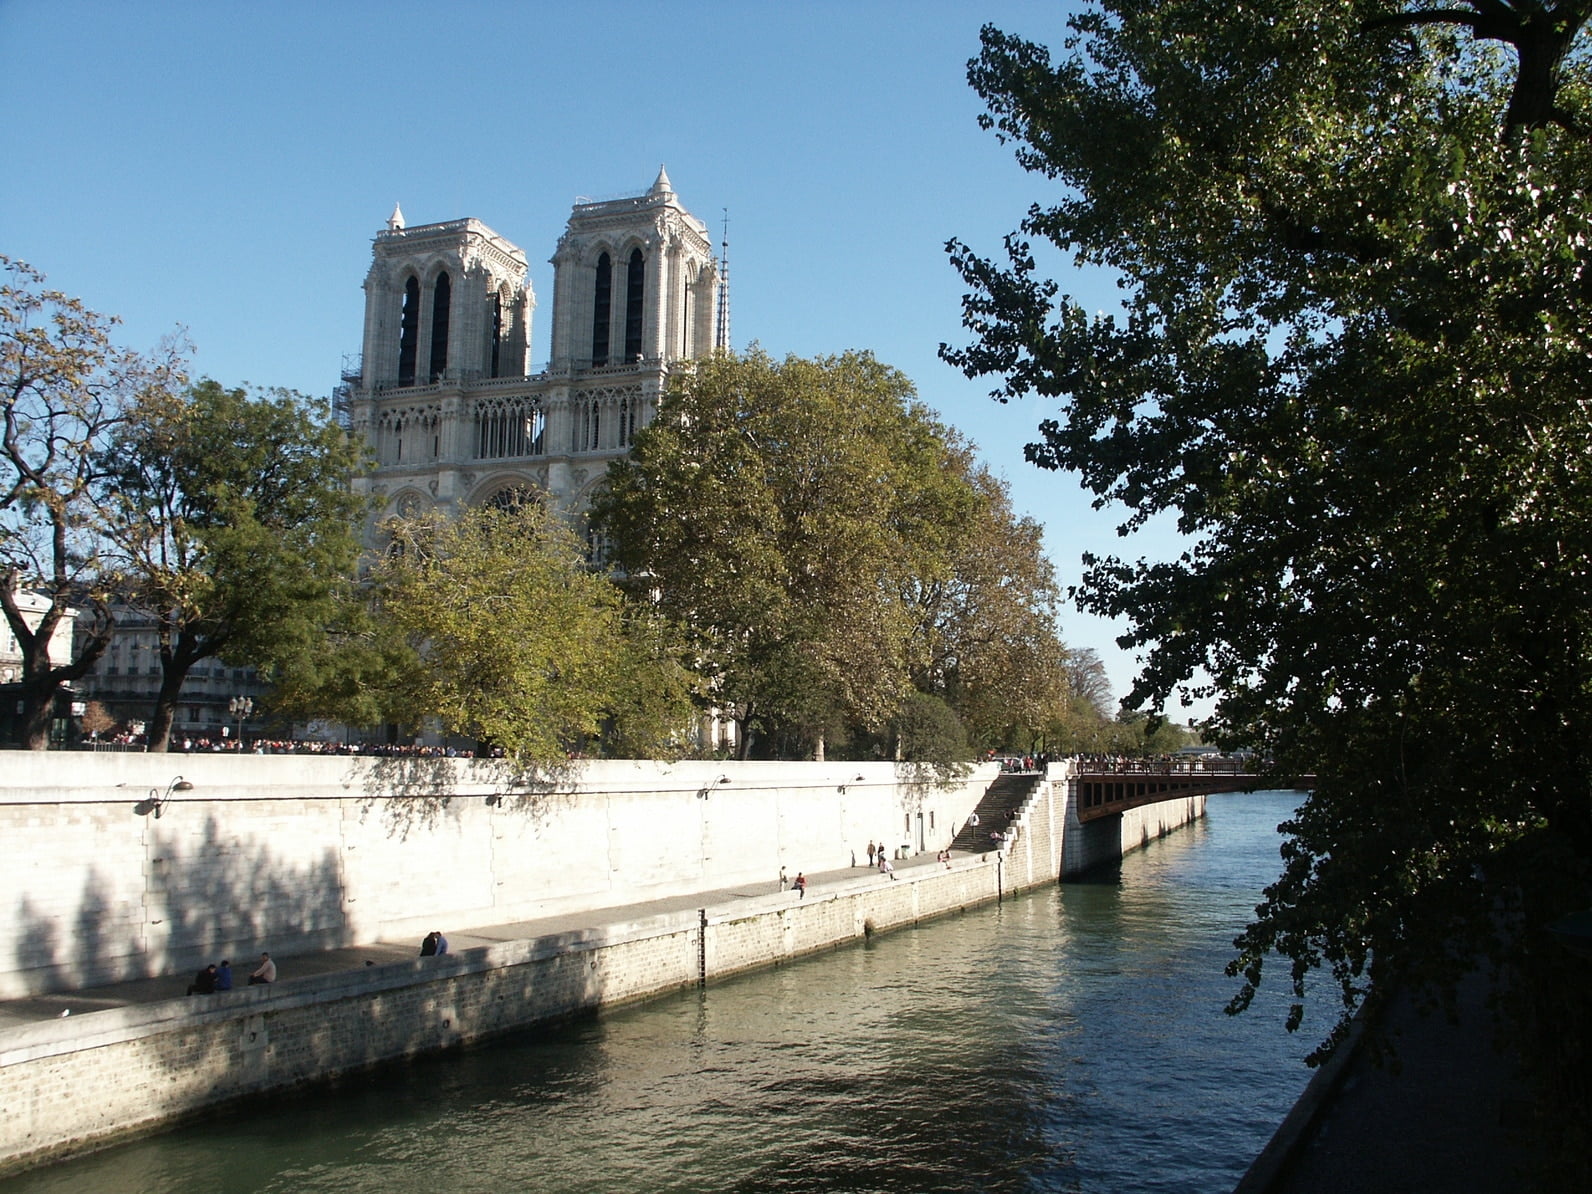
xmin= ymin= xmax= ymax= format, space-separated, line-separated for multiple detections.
xmin=945 ymin=0 xmax=1592 ymax=1167
xmin=100 ymin=379 xmax=371 ymax=750
xmin=368 ymin=502 xmax=695 ymax=762
xmin=592 ymin=349 xmax=1071 ymax=761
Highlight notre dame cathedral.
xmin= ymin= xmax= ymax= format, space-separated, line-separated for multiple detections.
xmin=346 ymin=167 xmax=722 ymax=543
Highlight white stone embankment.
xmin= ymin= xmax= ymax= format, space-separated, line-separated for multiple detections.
xmin=0 ymin=756 xmax=1202 ymax=1175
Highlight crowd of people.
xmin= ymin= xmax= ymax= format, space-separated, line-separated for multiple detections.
xmin=96 ymin=732 xmax=484 ymax=758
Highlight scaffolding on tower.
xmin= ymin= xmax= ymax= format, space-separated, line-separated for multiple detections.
xmin=715 ymin=209 xmax=731 ymax=353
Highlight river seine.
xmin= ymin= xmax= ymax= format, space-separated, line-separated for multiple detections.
xmin=2 ymin=792 xmax=1316 ymax=1194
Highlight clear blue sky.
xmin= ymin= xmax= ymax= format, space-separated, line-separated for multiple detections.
xmin=1 ymin=0 xmax=1206 ymax=720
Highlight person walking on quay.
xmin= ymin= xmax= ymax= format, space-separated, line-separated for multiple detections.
xmin=215 ymin=959 xmax=233 ymax=991
xmin=867 ymin=840 xmax=876 ymax=868
xmin=779 ymin=866 xmax=788 ymax=891
xmin=248 ymin=952 xmax=276 ymax=985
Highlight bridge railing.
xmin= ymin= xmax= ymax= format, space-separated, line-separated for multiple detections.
xmin=1072 ymin=754 xmax=1256 ymax=776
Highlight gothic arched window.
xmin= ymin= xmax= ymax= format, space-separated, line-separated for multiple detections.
xmin=398 ymin=275 xmax=420 ymax=386
xmin=485 ymin=486 xmax=537 ymax=514
xmin=574 ymin=396 xmax=600 ymax=452
xmin=617 ymin=394 xmax=636 ymax=448
xmin=591 ymin=252 xmax=612 ymax=366
xmin=429 ymin=272 xmax=451 ymax=381
xmin=474 ymin=396 xmax=544 ymax=460
xmin=488 ymin=289 xmax=503 ymax=378
xmin=624 ymin=248 xmax=645 ymax=362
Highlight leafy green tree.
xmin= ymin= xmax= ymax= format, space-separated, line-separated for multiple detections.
xmin=370 ymin=503 xmax=694 ymax=761
xmin=889 ymin=690 xmax=972 ymax=764
xmin=102 ymin=379 xmax=371 ymax=750
xmin=945 ymin=1 xmax=1592 ymax=1161
xmin=593 ymin=349 xmax=980 ymax=760
xmin=0 ymin=256 xmax=186 ymax=749
xmin=904 ymin=449 xmax=1070 ymax=752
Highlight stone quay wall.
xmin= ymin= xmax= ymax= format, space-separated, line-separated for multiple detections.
xmin=0 ymin=845 xmax=1015 ymax=1175
xmin=0 ymin=756 xmax=1204 ymax=1174
xmin=0 ymin=754 xmax=993 ymax=1001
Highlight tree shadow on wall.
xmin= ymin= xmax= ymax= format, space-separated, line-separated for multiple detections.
xmin=11 ymin=815 xmax=345 ymax=997
xmin=893 ymin=759 xmax=974 ymax=803
xmin=350 ymin=754 xmax=585 ymax=840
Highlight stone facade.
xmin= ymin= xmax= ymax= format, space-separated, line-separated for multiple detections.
xmin=348 ymin=168 xmax=720 ymax=536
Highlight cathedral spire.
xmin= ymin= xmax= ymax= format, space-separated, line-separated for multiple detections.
xmin=715 ymin=208 xmax=731 ymax=353
xmin=386 ymin=202 xmax=406 ymax=231
xmin=650 ymin=164 xmax=673 ymax=196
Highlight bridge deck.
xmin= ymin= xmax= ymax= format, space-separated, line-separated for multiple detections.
xmin=1073 ymin=768 xmax=1315 ymax=822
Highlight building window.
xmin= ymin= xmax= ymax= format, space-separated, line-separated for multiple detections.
xmin=575 ymin=397 xmax=600 ymax=452
xmin=474 ymin=396 xmax=544 ymax=459
xmin=486 ymin=486 xmax=536 ymax=513
xmin=489 ymin=290 xmax=503 ymax=378
xmin=591 ymin=252 xmax=612 ymax=366
xmin=377 ymin=407 xmax=440 ymax=465
xmin=586 ymin=527 xmax=613 ymax=566
xmin=624 ymin=248 xmax=645 ymax=361
xmin=617 ymin=395 xmax=636 ymax=447
xmin=398 ymin=275 xmax=420 ymax=386
xmin=429 ymin=272 xmax=451 ymax=381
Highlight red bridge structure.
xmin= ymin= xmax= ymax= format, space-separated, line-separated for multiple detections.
xmin=1072 ymin=758 xmax=1316 ymax=823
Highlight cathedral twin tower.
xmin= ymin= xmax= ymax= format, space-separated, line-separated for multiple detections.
xmin=348 ymin=167 xmax=720 ymax=531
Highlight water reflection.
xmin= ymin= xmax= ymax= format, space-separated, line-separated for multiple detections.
xmin=1 ymin=794 xmax=1309 ymax=1194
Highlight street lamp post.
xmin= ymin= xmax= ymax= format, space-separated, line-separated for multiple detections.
xmin=229 ymin=695 xmax=253 ymax=747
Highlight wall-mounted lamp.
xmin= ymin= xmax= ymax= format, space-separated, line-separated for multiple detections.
xmin=838 ymin=773 xmax=866 ymax=794
xmin=134 ymin=776 xmax=194 ymax=819
xmin=484 ymin=794 xmax=502 ymax=807
xmin=697 ymin=775 xmax=732 ymax=800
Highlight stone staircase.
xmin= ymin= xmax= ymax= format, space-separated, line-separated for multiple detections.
xmin=950 ymin=771 xmax=1043 ymax=854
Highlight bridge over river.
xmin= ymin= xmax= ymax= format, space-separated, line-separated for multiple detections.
xmin=1074 ymin=758 xmax=1316 ymax=822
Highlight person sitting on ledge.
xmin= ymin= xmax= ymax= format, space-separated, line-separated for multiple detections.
xmin=434 ymin=931 xmax=449 ymax=956
xmin=420 ymin=931 xmax=438 ymax=956
xmin=248 ymin=952 xmax=276 ymax=985
xmin=187 ymin=964 xmax=217 ymax=996
xmin=793 ymin=872 xmax=807 ymax=898
xmin=215 ymin=959 xmax=233 ymax=991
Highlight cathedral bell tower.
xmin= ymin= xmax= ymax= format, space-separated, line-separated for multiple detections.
xmin=359 ymin=209 xmax=533 ymax=388
xmin=547 ymin=166 xmax=718 ymax=373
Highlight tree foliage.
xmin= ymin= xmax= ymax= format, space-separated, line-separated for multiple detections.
xmin=903 ymin=450 xmax=1070 ymax=751
xmin=946 ymin=0 xmax=1592 ymax=1161
xmin=101 ymin=379 xmax=371 ymax=750
xmin=368 ymin=503 xmax=694 ymax=761
xmin=592 ymin=349 xmax=1072 ymax=761
xmin=0 ymin=256 xmax=186 ymax=748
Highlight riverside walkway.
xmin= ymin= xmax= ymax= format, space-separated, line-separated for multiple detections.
xmin=0 ymin=849 xmax=956 ymax=1031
